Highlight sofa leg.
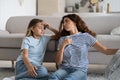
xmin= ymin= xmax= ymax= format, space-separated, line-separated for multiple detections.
xmin=11 ymin=60 xmax=14 ymax=69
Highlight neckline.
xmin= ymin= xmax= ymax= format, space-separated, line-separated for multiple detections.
xmin=31 ymin=36 xmax=42 ymax=41
xmin=67 ymin=32 xmax=81 ymax=37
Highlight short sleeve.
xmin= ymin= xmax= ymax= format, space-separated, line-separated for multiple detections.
xmin=85 ymin=33 xmax=96 ymax=47
xmin=21 ymin=38 xmax=29 ymax=50
xmin=43 ymin=35 xmax=51 ymax=43
xmin=57 ymin=37 xmax=65 ymax=50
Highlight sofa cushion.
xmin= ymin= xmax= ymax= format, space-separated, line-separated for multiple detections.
xmin=0 ymin=30 xmax=9 ymax=35
xmin=110 ymin=26 xmax=120 ymax=35
xmin=0 ymin=33 xmax=25 ymax=48
xmin=96 ymin=35 xmax=120 ymax=48
xmin=81 ymin=16 xmax=120 ymax=34
xmin=0 ymin=33 xmax=57 ymax=51
xmin=88 ymin=51 xmax=113 ymax=64
xmin=6 ymin=16 xmax=61 ymax=34
xmin=7 ymin=16 xmax=120 ymax=34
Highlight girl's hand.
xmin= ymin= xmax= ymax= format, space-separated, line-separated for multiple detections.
xmin=27 ymin=64 xmax=38 ymax=77
xmin=62 ymin=38 xmax=72 ymax=47
xmin=42 ymin=22 xmax=50 ymax=29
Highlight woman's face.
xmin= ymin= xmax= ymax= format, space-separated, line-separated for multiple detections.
xmin=32 ymin=22 xmax=45 ymax=37
xmin=63 ymin=17 xmax=76 ymax=31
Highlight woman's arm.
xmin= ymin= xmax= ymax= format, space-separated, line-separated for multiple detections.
xmin=56 ymin=44 xmax=65 ymax=66
xmin=22 ymin=49 xmax=37 ymax=77
xmin=56 ymin=38 xmax=72 ymax=66
xmin=93 ymin=40 xmax=118 ymax=55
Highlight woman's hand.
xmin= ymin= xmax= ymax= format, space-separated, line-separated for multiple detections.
xmin=55 ymin=38 xmax=72 ymax=66
xmin=62 ymin=38 xmax=72 ymax=47
xmin=27 ymin=64 xmax=38 ymax=77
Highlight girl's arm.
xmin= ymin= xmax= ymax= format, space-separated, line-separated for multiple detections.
xmin=46 ymin=25 xmax=58 ymax=35
xmin=56 ymin=38 xmax=72 ymax=66
xmin=93 ymin=40 xmax=118 ymax=55
xmin=22 ymin=49 xmax=37 ymax=77
xmin=46 ymin=25 xmax=59 ymax=40
xmin=44 ymin=22 xmax=59 ymax=39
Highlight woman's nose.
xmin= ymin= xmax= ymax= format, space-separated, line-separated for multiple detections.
xmin=42 ymin=29 xmax=44 ymax=31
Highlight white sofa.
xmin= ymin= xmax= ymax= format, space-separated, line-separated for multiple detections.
xmin=0 ymin=15 xmax=120 ymax=73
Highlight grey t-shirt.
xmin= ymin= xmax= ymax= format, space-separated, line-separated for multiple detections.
xmin=57 ymin=32 xmax=96 ymax=72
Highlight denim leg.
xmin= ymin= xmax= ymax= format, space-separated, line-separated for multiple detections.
xmin=36 ymin=66 xmax=49 ymax=80
xmin=15 ymin=60 xmax=28 ymax=80
xmin=64 ymin=70 xmax=87 ymax=80
xmin=19 ymin=78 xmax=47 ymax=80
xmin=48 ymin=68 xmax=69 ymax=80
xmin=20 ymin=66 xmax=49 ymax=80
xmin=15 ymin=60 xmax=26 ymax=75
xmin=15 ymin=60 xmax=49 ymax=80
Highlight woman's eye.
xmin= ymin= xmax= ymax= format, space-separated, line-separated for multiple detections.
xmin=65 ymin=19 xmax=69 ymax=23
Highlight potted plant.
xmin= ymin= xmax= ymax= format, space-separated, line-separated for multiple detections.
xmin=75 ymin=3 xmax=80 ymax=12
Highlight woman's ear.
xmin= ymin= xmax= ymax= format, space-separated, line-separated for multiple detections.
xmin=73 ymin=23 xmax=77 ymax=29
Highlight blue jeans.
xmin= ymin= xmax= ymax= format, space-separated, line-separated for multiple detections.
xmin=15 ymin=60 xmax=48 ymax=80
xmin=48 ymin=67 xmax=87 ymax=80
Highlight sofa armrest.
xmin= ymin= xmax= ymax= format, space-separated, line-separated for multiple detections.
xmin=0 ymin=30 xmax=9 ymax=36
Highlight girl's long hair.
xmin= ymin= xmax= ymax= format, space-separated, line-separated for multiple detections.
xmin=26 ymin=18 xmax=43 ymax=37
xmin=59 ymin=14 xmax=96 ymax=37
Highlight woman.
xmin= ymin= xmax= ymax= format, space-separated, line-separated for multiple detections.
xmin=15 ymin=18 xmax=58 ymax=80
xmin=48 ymin=14 xmax=118 ymax=80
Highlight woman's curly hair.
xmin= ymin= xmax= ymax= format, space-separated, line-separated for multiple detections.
xmin=59 ymin=14 xmax=96 ymax=37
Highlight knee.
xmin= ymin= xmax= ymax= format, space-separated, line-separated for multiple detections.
xmin=48 ymin=72 xmax=63 ymax=80
xmin=36 ymin=66 xmax=48 ymax=77
xmin=48 ymin=73 xmax=58 ymax=80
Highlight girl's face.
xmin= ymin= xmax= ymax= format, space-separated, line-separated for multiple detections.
xmin=63 ymin=17 xmax=76 ymax=32
xmin=32 ymin=22 xmax=45 ymax=38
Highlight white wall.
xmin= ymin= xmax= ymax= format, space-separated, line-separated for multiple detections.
xmin=0 ymin=0 xmax=36 ymax=30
